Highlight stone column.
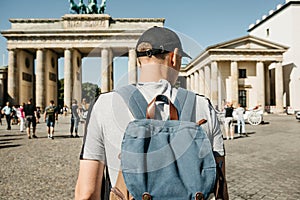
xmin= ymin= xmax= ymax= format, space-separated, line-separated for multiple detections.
xmin=128 ymin=49 xmax=137 ymax=84
xmin=0 ymin=75 xmax=4 ymax=106
xmin=101 ymin=48 xmax=113 ymax=93
xmin=7 ymin=49 xmax=17 ymax=104
xmin=256 ymin=61 xmax=265 ymax=110
xmin=265 ymin=65 xmax=271 ymax=106
xmin=194 ymin=70 xmax=199 ymax=94
xmin=186 ymin=76 xmax=191 ymax=90
xmin=199 ymin=68 xmax=205 ymax=95
xmin=72 ymin=49 xmax=82 ymax=103
xmin=211 ymin=61 xmax=218 ymax=107
xmin=36 ymin=49 xmax=45 ymax=109
xmin=109 ymin=49 xmax=114 ymax=91
xmin=190 ymin=73 xmax=195 ymax=92
xmin=64 ymin=49 xmax=72 ymax=108
xmin=204 ymin=65 xmax=211 ymax=98
xmin=275 ymin=62 xmax=284 ymax=113
xmin=231 ymin=61 xmax=238 ymax=106
xmin=218 ymin=70 xmax=222 ymax=110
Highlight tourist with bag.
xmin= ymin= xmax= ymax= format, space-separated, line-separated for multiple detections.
xmin=75 ymin=27 xmax=228 ymax=200
xmin=44 ymin=100 xmax=58 ymax=139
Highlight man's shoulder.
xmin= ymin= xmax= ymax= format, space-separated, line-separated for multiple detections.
xmin=92 ymin=91 xmax=121 ymax=110
xmin=194 ymin=93 xmax=211 ymax=108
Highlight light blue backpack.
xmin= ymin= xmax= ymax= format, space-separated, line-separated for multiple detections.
xmin=112 ymin=85 xmax=216 ymax=200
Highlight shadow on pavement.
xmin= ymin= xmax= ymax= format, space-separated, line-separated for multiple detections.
xmin=0 ymin=133 xmax=27 ymax=137
xmin=0 ymin=138 xmax=23 ymax=142
xmin=0 ymin=144 xmax=22 ymax=149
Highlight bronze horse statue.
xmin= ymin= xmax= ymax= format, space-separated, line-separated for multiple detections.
xmin=69 ymin=0 xmax=107 ymax=14
xmin=69 ymin=0 xmax=80 ymax=14
xmin=98 ymin=0 xmax=106 ymax=14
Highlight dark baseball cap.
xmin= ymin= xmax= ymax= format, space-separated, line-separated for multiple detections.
xmin=136 ymin=26 xmax=191 ymax=59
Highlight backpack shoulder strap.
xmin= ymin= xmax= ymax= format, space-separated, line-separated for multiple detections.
xmin=174 ymin=87 xmax=196 ymax=121
xmin=115 ymin=85 xmax=148 ymax=119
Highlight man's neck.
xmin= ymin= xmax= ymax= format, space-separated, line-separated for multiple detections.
xmin=139 ymin=63 xmax=178 ymax=85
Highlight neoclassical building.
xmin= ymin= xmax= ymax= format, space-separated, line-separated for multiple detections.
xmin=248 ymin=0 xmax=300 ymax=113
xmin=1 ymin=14 xmax=164 ymax=109
xmin=179 ymin=36 xmax=287 ymax=113
xmin=180 ymin=0 xmax=300 ymax=113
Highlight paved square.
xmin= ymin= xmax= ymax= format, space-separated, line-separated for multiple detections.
xmin=0 ymin=114 xmax=299 ymax=199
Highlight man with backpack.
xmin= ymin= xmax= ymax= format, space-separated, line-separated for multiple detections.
xmin=44 ymin=100 xmax=58 ymax=139
xmin=24 ymin=98 xmax=38 ymax=139
xmin=75 ymin=27 xmax=228 ymax=200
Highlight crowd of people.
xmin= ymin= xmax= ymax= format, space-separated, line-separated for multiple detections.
xmin=0 ymin=98 xmax=89 ymax=140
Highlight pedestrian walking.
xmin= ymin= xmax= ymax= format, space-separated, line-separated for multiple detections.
xmin=80 ymin=98 xmax=89 ymax=133
xmin=1 ymin=102 xmax=13 ymax=130
xmin=235 ymin=103 xmax=247 ymax=137
xmin=63 ymin=105 xmax=68 ymax=116
xmin=224 ymin=102 xmax=234 ymax=140
xmin=75 ymin=27 xmax=228 ymax=199
xmin=70 ymin=99 xmax=80 ymax=138
xmin=24 ymin=99 xmax=38 ymax=139
xmin=44 ymin=100 xmax=58 ymax=139
xmin=36 ymin=107 xmax=41 ymax=124
xmin=18 ymin=103 xmax=25 ymax=132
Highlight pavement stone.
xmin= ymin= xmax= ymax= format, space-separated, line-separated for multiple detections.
xmin=0 ymin=114 xmax=299 ymax=199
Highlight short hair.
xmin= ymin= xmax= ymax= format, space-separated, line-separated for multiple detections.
xmin=136 ymin=42 xmax=168 ymax=60
xmin=50 ymin=100 xmax=54 ymax=104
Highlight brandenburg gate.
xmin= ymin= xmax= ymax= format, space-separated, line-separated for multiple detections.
xmin=1 ymin=14 xmax=164 ymax=109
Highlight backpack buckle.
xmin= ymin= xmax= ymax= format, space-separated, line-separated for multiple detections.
xmin=142 ymin=192 xmax=151 ymax=200
xmin=195 ymin=192 xmax=204 ymax=200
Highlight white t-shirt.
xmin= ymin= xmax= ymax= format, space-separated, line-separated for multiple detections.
xmin=80 ymin=79 xmax=224 ymax=185
xmin=235 ymin=107 xmax=245 ymax=119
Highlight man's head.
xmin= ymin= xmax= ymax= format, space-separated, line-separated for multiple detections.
xmin=136 ymin=26 xmax=190 ymax=59
xmin=136 ymin=27 xmax=191 ymax=85
xmin=50 ymin=100 xmax=54 ymax=105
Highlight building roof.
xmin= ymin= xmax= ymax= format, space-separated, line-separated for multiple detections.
xmin=181 ymin=35 xmax=288 ymax=72
xmin=248 ymin=1 xmax=300 ymax=32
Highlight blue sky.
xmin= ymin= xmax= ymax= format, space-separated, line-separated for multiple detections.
xmin=0 ymin=0 xmax=284 ymax=86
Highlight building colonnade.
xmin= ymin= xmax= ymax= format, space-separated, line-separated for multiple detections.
xmin=6 ymin=47 xmax=138 ymax=110
xmin=185 ymin=60 xmax=284 ymax=113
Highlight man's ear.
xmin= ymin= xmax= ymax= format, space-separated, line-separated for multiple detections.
xmin=171 ymin=48 xmax=181 ymax=71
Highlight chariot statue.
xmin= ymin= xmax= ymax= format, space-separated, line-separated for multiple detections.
xmin=69 ymin=0 xmax=107 ymax=14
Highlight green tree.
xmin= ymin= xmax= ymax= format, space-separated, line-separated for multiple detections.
xmin=82 ymin=82 xmax=100 ymax=103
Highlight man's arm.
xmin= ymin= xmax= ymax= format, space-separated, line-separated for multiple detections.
xmin=75 ymin=159 xmax=105 ymax=200
xmin=214 ymin=156 xmax=229 ymax=200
